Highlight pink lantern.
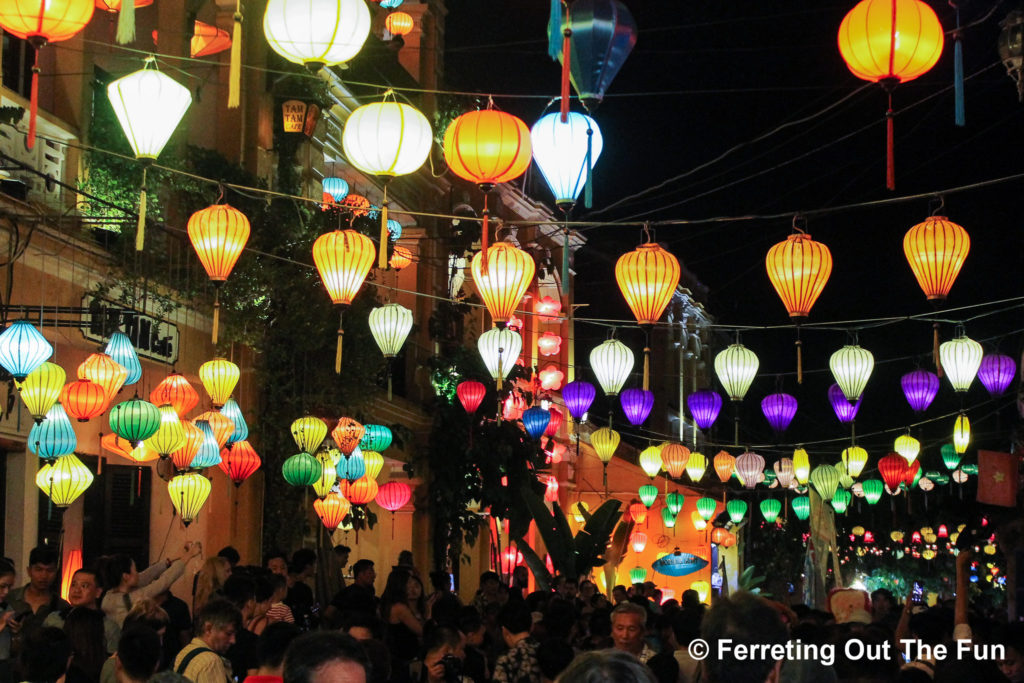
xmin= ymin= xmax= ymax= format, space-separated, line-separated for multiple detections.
xmin=538 ymin=332 xmax=562 ymax=357
xmin=377 ymin=481 xmax=412 ymax=512
xmin=535 ymin=295 xmax=562 ymax=322
xmin=544 ymin=475 xmax=559 ymax=502
xmin=538 ymin=365 xmax=565 ymax=391
xmin=457 ymin=380 xmax=486 ymax=414
xmin=630 ymin=531 xmax=647 ymax=553
xmin=507 ymin=315 xmax=524 ymax=332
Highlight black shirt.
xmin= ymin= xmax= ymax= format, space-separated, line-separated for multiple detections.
xmin=330 ymin=583 xmax=376 ymax=620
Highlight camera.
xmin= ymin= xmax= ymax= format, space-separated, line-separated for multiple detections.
xmin=440 ymin=654 xmax=463 ymax=682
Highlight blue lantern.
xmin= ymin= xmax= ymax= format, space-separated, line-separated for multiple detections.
xmin=553 ymin=0 xmax=638 ymax=111
xmin=0 ymin=321 xmax=53 ymax=380
xmin=522 ymin=406 xmax=551 ymax=440
xmin=338 ymin=450 xmax=366 ymax=481
xmin=359 ymin=424 xmax=393 ymax=452
xmin=191 ymin=420 xmax=222 ymax=469
xmin=380 ymin=0 xmax=404 ymax=7
xmin=322 ymin=177 xmax=349 ymax=202
xmin=220 ymin=399 xmax=249 ymax=445
xmin=105 ymin=332 xmax=142 ymax=386
xmin=386 ymin=219 xmax=402 ymax=242
xmin=28 ymin=403 xmax=77 ymax=460
xmin=531 ymin=111 xmax=603 ymax=209
xmin=652 ymin=550 xmax=709 ymax=578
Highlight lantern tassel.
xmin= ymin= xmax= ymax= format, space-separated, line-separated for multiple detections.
xmin=584 ymin=125 xmax=593 ymax=209
xmin=480 ymin=194 xmax=490 ymax=277
xmin=643 ymin=347 xmax=650 ymax=391
xmin=560 ymin=7 xmax=571 ymax=123
xmin=885 ymin=95 xmax=895 ymax=191
xmin=547 ymin=0 xmax=563 ymax=60
xmin=933 ymin=323 xmax=943 ymax=377
xmin=136 ymin=167 xmax=148 ymax=251
xmin=954 ymin=7 xmax=965 ymax=127
xmin=335 ymin=311 xmax=345 ymax=374
xmin=212 ymin=289 xmax=220 ymax=345
xmin=379 ymin=189 xmax=389 ymax=270
xmin=116 ymin=0 xmax=136 ymax=45
xmin=228 ymin=3 xmax=243 ymax=109
xmin=496 ymin=348 xmax=503 ymax=390
xmin=27 ymin=51 xmax=39 ymax=151
xmin=562 ymin=223 xmax=570 ymax=288
xmin=796 ymin=337 xmax=803 ymax=385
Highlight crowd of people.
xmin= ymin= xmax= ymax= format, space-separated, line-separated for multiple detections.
xmin=0 ymin=543 xmax=1022 ymax=683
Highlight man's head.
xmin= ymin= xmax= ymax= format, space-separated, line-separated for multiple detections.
xmin=423 ymin=626 xmax=464 ymax=683
xmin=352 ymin=559 xmax=376 ymax=588
xmin=283 ymin=631 xmax=369 ymax=683
xmin=498 ymin=604 xmax=532 ymax=646
xmin=870 ymin=588 xmax=895 ymax=620
xmin=194 ymin=599 xmax=242 ymax=654
xmin=612 ymin=585 xmax=628 ymax=604
xmin=20 ymin=626 xmax=71 ymax=683
xmin=557 ymin=577 xmax=578 ymax=600
xmin=266 ymin=550 xmax=288 ymax=577
xmin=611 ymin=602 xmax=648 ymax=655
xmin=512 ymin=565 xmax=529 ymax=586
xmin=255 ymin=622 xmax=302 ymax=676
xmin=290 ymin=549 xmax=317 ymax=579
xmin=333 ymin=545 xmax=351 ymax=567
xmin=479 ymin=571 xmax=500 ymax=593
xmin=115 ymin=626 xmax=162 ymax=682
xmin=217 ymin=546 xmax=241 ymax=567
xmin=27 ymin=546 xmax=58 ymax=592
xmin=222 ymin=574 xmax=257 ymax=620
xmin=700 ymin=592 xmax=788 ymax=683
xmin=67 ymin=568 xmax=102 ymax=608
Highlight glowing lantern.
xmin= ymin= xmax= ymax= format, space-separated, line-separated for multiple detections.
xmin=109 ymin=398 xmax=160 ymax=447
xmin=312 ymin=451 xmax=338 ymax=498
xmin=502 ymin=392 xmax=526 ymax=421
xmin=538 ymin=365 xmax=564 ymax=391
xmin=0 ymin=321 xmax=52 ymax=380
xmin=665 ymin=492 xmax=684 ymax=515
xmin=145 ymin=405 xmax=186 ymax=456
xmin=362 ymin=450 xmax=384 ymax=480
xmin=477 ymin=328 xmax=522 ymax=389
xmin=282 ymin=452 xmax=322 ymax=487
xmin=167 ymin=472 xmax=211 ymax=526
xmin=830 ymin=345 xmax=874 ymax=402
xmin=188 ymin=20 xmax=231 ymax=57
xmin=218 ymin=440 xmax=260 ymax=487
xmin=713 ymin=451 xmax=735 ymax=483
xmin=696 ymin=498 xmax=717 ymax=522
xmin=187 ymin=204 xmax=251 ymax=343
xmin=28 ymin=404 xmax=77 ymax=460
xmin=219 ymin=399 xmax=248 ymax=446
xmin=690 ymin=511 xmax=706 ymax=531
xmin=571 ymin=501 xmax=590 ymax=523
xmin=342 ymin=476 xmax=379 ymax=505
xmin=61 ymin=379 xmax=107 ymax=422
xmin=878 ymin=453 xmax=909 ymax=492
xmin=538 ymin=332 xmax=562 ymax=357
xmin=630 ymin=531 xmax=648 ymax=553
xmin=903 ymin=216 xmax=969 ymax=301
xmin=766 ymin=232 xmax=832 ymax=318
xmin=615 ymin=242 xmax=680 ymax=388
xmin=660 ymin=443 xmax=689 ymax=479
xmin=791 ymin=496 xmax=810 ymax=521
xmin=953 ymin=414 xmax=970 ymax=454
xmin=626 ymin=502 xmax=646 ymax=525
xmin=685 ymin=452 xmax=707 ymax=482
xmin=904 ymin=460 xmax=921 ymax=488
xmin=939 ymin=335 xmax=983 ymax=392
xmin=629 ymin=567 xmax=647 ymax=585
xmin=457 ymin=381 xmax=486 ymax=414
xmin=774 ymin=459 xmax=795 ymax=488
xmin=312 ymin=229 xmax=376 ymax=373
xmin=831 ymin=489 xmax=851 ymax=514
xmin=760 ymin=499 xmax=782 ymax=523
xmin=522 ymin=406 xmax=551 ymax=440
xmin=862 ymin=480 xmax=882 ymax=504
xmin=687 ymin=390 xmax=722 ymax=430
xmin=170 ymin=422 xmax=204 ymax=471
xmin=810 ymin=465 xmax=840 ymax=501
xmin=531 ymin=112 xmax=604 ymax=209
xmin=638 ymin=485 xmax=658 ymax=508
xmin=78 ymin=353 xmax=128 ymax=405
xmin=547 ymin=441 xmax=567 ymax=463
xmin=828 ymin=384 xmax=861 ymax=423
xmin=714 ymin=343 xmax=759 ymax=401
xmin=735 ymin=452 xmax=765 ymax=490
xmin=978 ymin=353 xmax=1016 ymax=396
xmin=761 ymin=393 xmax=797 ymax=432
xmin=390 ymin=245 xmax=412 ymax=270
xmin=835 ymin=461 xmax=854 ymax=490
xmin=590 ymin=339 xmax=634 ymax=397
xmin=726 ymin=500 xmax=747 ymax=524
xmin=359 ymin=425 xmax=393 ymax=453
xmin=190 ymin=421 xmax=222 ymax=469
xmin=792 ymin=448 xmax=810 ymax=485
xmin=691 ymin=580 xmax=710 ymax=603
xmin=591 ymin=428 xmax=619 ymax=466
xmin=901 ymin=369 xmax=939 ymax=412
xmin=323 ymin=178 xmax=349 ymax=202
xmin=17 ymin=362 xmax=65 ymax=423
xmin=36 ymin=454 xmax=93 ymax=507
xmin=198 ymin=358 xmax=239 ymax=409
xmin=263 ymin=0 xmax=370 ymax=69
xmin=369 ymin=303 xmax=414 ymax=398
xmin=662 ymin=509 xmax=677 ymax=529
xmin=194 ymin=411 xmax=234 ymax=450
xmin=620 ymin=388 xmax=654 ymax=426
xmin=894 ymin=435 xmax=920 ymax=464
xmin=562 ymin=380 xmax=596 ymax=421
xmin=638 ymin=447 xmax=662 ymax=479
xmin=291 ymin=416 xmax=328 ymax=455
xmin=471 ymin=242 xmax=535 ymax=326
xmin=841 ymin=446 xmax=869 ymax=478
xmin=337 ymin=450 xmax=365 ymax=481
xmin=384 ymin=10 xmax=413 ymax=36
xmin=150 ymin=373 xmax=199 ymax=418
xmin=104 ymin=333 xmax=142 ymax=386
xmin=838 ymin=0 xmax=944 ymax=190
xmin=314 ymin=491 xmax=351 ymax=531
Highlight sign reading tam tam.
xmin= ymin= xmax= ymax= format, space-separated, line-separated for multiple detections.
xmin=976 ymin=450 xmax=1019 ymax=507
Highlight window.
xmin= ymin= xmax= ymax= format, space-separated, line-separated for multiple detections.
xmin=1 ymin=33 xmax=33 ymax=99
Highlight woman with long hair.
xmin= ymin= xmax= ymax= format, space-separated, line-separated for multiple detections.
xmin=192 ymin=557 xmax=230 ymax=615
xmin=63 ymin=607 xmax=107 ymax=683
xmin=98 ymin=543 xmax=202 ymax=628
xmin=380 ymin=567 xmax=424 ymax=683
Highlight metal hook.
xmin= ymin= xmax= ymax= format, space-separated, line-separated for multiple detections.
xmin=216 ymin=184 xmax=225 ymax=204
xmin=791 ymin=213 xmax=807 ymax=235
xmin=642 ymin=222 xmax=652 ymax=244
xmin=929 ymin=194 xmax=945 ymax=216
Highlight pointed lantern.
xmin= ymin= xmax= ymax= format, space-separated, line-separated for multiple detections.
xmin=104 ymin=332 xmax=142 ymax=386
xmin=0 ymin=320 xmax=52 ymax=380
xmin=714 ymin=343 xmax=758 ymax=401
xmin=531 ymin=112 xmax=604 ymax=210
xmin=150 ymin=372 xmax=200 ymax=418
xmin=167 ymin=472 xmax=211 ymax=526
xmin=470 ymin=242 xmax=536 ymax=326
xmin=36 ymin=453 xmax=93 ymax=507
xmin=590 ymin=339 xmax=633 ymax=397
xmin=903 ymin=216 xmax=970 ymax=302
xmin=17 ymin=362 xmax=65 ymax=423
xmin=369 ymin=303 xmax=414 ymax=400
xmin=477 ymin=328 xmax=522 ymax=390
xmin=61 ymin=379 xmax=108 ymax=422
xmin=830 ymin=345 xmax=874 ymax=402
xmin=219 ymin=440 xmax=260 ymax=487
xmin=939 ymin=334 xmax=983 ymax=392
xmin=198 ymin=358 xmax=239 ymax=408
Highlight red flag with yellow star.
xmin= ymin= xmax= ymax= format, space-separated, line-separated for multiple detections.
xmin=977 ymin=450 xmax=1019 ymax=507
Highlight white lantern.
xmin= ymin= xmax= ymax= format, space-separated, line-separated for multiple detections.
xmin=918 ymin=476 xmax=934 ymax=491
xmin=894 ymin=434 xmax=920 ymax=464
xmin=107 ymin=61 xmax=192 ymax=161
xmin=530 ymin=112 xmax=604 ymax=209
xmin=448 ymin=255 xmax=466 ymax=299
xmin=829 ymin=345 xmax=874 ymax=402
xmin=342 ymin=101 xmax=432 ymax=177
xmin=590 ymin=339 xmax=634 ymax=397
xmin=263 ymin=0 xmax=371 ymax=70
xmin=952 ymin=469 xmax=969 ymax=484
xmin=939 ymin=335 xmax=983 ymax=392
xmin=714 ymin=343 xmax=759 ymax=401
xmin=368 ymin=304 xmax=413 ymax=358
xmin=478 ymin=327 xmax=522 ymax=388
xmin=735 ymin=451 xmax=765 ymax=490
xmin=773 ymin=458 xmax=794 ymax=488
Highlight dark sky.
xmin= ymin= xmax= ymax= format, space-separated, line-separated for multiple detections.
xmin=443 ymin=1 xmax=1024 ymax=463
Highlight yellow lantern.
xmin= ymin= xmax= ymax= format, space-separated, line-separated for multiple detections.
xmin=852 ymin=525 xmax=865 ymax=536
xmin=714 ymin=343 xmax=758 ymax=401
xmin=591 ymin=428 xmax=620 ymax=463
xmin=638 ymin=446 xmax=662 ymax=479
xmin=313 ymin=451 xmax=338 ymax=499
xmin=793 ymin=448 xmax=810 ymax=485
xmin=312 ymin=229 xmax=376 ymax=373
xmin=571 ymin=501 xmax=590 ymax=523
xmin=830 ymin=345 xmax=874 ymax=402
xmin=690 ymin=580 xmax=710 ymax=604
xmin=894 ymin=434 xmax=921 ymax=464
xmin=590 ymin=339 xmax=634 ymax=397
xmin=939 ymin=334 xmax=983 ymax=392
xmin=470 ymin=242 xmax=536 ymax=326
xmin=198 ymin=358 xmax=239 ymax=408
xmin=362 ymin=450 xmax=384 ymax=480
xmin=291 ymin=416 xmax=328 ymax=455
xmin=167 ymin=472 xmax=211 ymax=526
xmin=615 ymin=242 xmax=680 ymax=389
xmin=263 ymin=0 xmax=371 ymax=70
xmin=17 ymin=362 xmax=65 ymax=423
xmin=953 ymin=413 xmax=970 ymax=454
xmin=144 ymin=405 xmax=187 ymax=456
xmin=35 ymin=454 xmax=93 ymax=507
xmin=841 ymin=446 xmax=868 ymax=478
xmin=384 ymin=11 xmax=413 ymax=36
xmin=891 ymin=530 xmax=904 ymax=543
xmin=686 ymin=451 xmax=707 ymax=482
xmin=691 ymin=511 xmax=707 ymax=531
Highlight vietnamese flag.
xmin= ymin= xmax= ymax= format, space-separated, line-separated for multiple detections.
xmin=976 ymin=450 xmax=1019 ymax=508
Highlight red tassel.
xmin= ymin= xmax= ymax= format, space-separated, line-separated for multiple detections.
xmin=27 ymin=56 xmax=40 ymax=151
xmin=481 ymin=194 xmax=490 ymax=277
xmin=560 ymin=20 xmax=571 ymax=122
xmin=885 ymin=98 xmax=895 ymax=191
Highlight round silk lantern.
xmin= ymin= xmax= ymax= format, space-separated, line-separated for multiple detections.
xmin=710 ymin=527 xmax=728 ymax=545
xmin=615 ymin=242 xmax=680 ymax=389
xmin=841 ymin=446 xmax=869 ymax=478
xmin=562 ymin=380 xmax=596 ymax=421
xmin=17 ymin=362 xmax=65 ymax=423
xmin=471 ymin=242 xmax=535 ymax=326
xmin=109 ymin=398 xmax=161 ymax=447
xmin=36 ymin=453 xmax=93 ymax=507
xmin=760 ymin=499 xmax=782 ymax=523
xmin=638 ymin=447 xmax=662 ymax=479
xmin=665 ymin=492 xmax=684 ymax=515
xmin=726 ymin=500 xmax=747 ymax=524
xmin=342 ymin=476 xmax=379 ymax=506
xmin=322 ymin=177 xmax=349 ymax=202
xmin=314 ymin=491 xmax=351 ymax=531
xmin=28 ymin=403 xmax=76 ymax=460
xmin=630 ymin=531 xmax=648 ymax=553
xmin=713 ymin=451 xmax=735 ymax=483
xmin=369 ymin=303 xmax=414 ymax=399
xmin=978 ymin=353 xmax=1016 ymax=396
xmin=793 ymin=448 xmax=811 ymax=485
xmin=187 ymin=204 xmax=250 ymax=343
xmin=830 ymin=345 xmax=874 ymax=402
xmin=620 ymin=388 xmax=654 ymax=426
xmin=831 ymin=488 xmax=852 ymax=514
xmin=145 ymin=405 xmax=186 ymax=456
xmin=282 ymin=452 xmax=322 ymax=487
xmin=220 ymin=399 xmax=248 ymax=445
xmin=638 ymin=486 xmax=658 ymax=509
xmin=190 ymin=420 xmax=222 ymax=469
xmin=312 ymin=452 xmax=338 ymax=499
xmin=61 ymin=379 xmax=107 ymax=422
xmin=828 ymin=383 xmax=861 ymax=423
xmin=477 ymin=327 xmax=522 ymax=389
xmin=170 ymin=422 xmax=204 ymax=471
xmin=715 ymin=343 xmax=758 ymax=401
xmin=0 ymin=321 xmax=52 ymax=380
xmin=774 ymin=458 xmax=795 ymax=488
xmin=457 ymin=381 xmax=486 ymax=414
xmin=312 ymin=229 xmax=375 ymax=373
xmin=384 ymin=11 xmax=413 ymax=36
xmin=687 ymin=390 xmax=722 ymax=430
xmin=150 ymin=372 xmax=199 ymax=418
xmin=939 ymin=334 xmax=983 ymax=392
xmin=810 ymin=464 xmax=840 ymax=501
xmin=894 ymin=435 xmax=920 ymax=464
xmin=167 ymin=472 xmax=211 ymax=526
xmin=901 ymin=369 xmax=939 ymax=413
xmin=791 ymin=496 xmax=811 ymax=520
xmin=359 ymin=425 xmax=393 ymax=453
xmin=219 ymin=440 xmax=260 ymax=487
xmin=686 ymin=452 xmax=707 ymax=482
xmin=660 ymin=443 xmax=689 ymax=479
xmin=628 ymin=502 xmax=647 ymax=525
xmin=590 ymin=339 xmax=634 ymax=397
xmin=696 ymin=497 xmax=717 ymax=521
xmin=861 ymin=479 xmax=884 ymax=504
xmin=522 ymin=406 xmax=551 ymax=440
xmin=78 ymin=353 xmax=128 ymax=405
xmin=591 ymin=427 xmax=619 ymax=464
xmin=194 ymin=410 xmax=234 ymax=449
xmin=761 ymin=393 xmax=797 ymax=432
xmin=878 ymin=453 xmax=909 ymax=492
xmin=263 ymin=0 xmax=371 ymax=70
xmin=291 ymin=416 xmax=327 ymax=455
xmin=735 ymin=452 xmax=765 ymax=490
xmin=903 ymin=216 xmax=969 ymax=302
xmin=198 ymin=358 xmax=239 ymax=408
xmin=531 ymin=111 xmax=603 ymax=209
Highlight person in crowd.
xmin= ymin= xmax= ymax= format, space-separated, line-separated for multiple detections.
xmin=380 ymin=567 xmax=424 ymax=682
xmin=870 ymin=588 xmax=899 ymax=631
xmin=223 ymin=575 xmax=259 ymax=680
xmin=473 ymin=571 xmax=502 ymax=614
xmin=112 ymin=626 xmax=161 ymax=683
xmin=425 ymin=572 xmax=455 ymax=622
xmin=396 ymin=551 xmax=417 ymax=575
xmin=193 ymin=557 xmax=231 ymax=615
xmin=43 ymin=568 xmax=120 ymax=654
xmin=99 ymin=543 xmax=202 ymax=628
xmin=457 ymin=606 xmax=488 ymax=683
xmin=339 ymin=614 xmax=390 ymax=683
xmin=611 ymin=602 xmax=656 ymax=663
xmin=996 ymin=622 xmax=1024 ymax=683
xmin=18 ymin=626 xmax=72 ymax=683
xmin=510 ymin=567 xmax=530 ymax=602
xmin=282 ymin=631 xmax=369 ymax=683
xmin=284 ymin=550 xmax=317 ymax=629
xmin=671 ymin=608 xmax=703 ymax=683
xmin=262 ymin=573 xmax=293 ymax=627
xmin=153 ymin=589 xmax=192 ymax=663
xmin=612 ymin=585 xmax=629 ymax=605
xmin=7 ymin=547 xmax=68 ymax=645
xmin=536 ymin=639 xmax=574 ymax=683
xmin=407 ymin=573 xmax=427 ymax=623
xmin=327 ymin=560 xmax=376 ymax=624
xmin=98 ymin=599 xmax=171 ymax=681
xmin=557 ymin=649 xmax=658 ymax=683
xmin=493 ymin=604 xmax=541 ymax=683
xmin=577 ymin=580 xmax=597 ymax=614
xmin=580 ymin=609 xmax=613 ymax=651
xmin=699 ymin=591 xmax=788 ymax=683
xmin=330 ymin=546 xmax=350 ymax=599
xmin=422 ymin=626 xmax=468 ymax=683
xmin=0 ymin=559 xmax=18 ymax=683
xmin=247 ymin=574 xmax=276 ymax=635
xmin=264 ymin=552 xmax=288 ymax=579
xmin=63 ymin=606 xmax=108 ymax=683
xmin=217 ymin=548 xmax=241 ymax=569
xmin=173 ymin=599 xmax=241 ymax=683
xmin=555 ymin=577 xmax=579 ymax=604
xmin=241 ymin=622 xmax=300 ymax=683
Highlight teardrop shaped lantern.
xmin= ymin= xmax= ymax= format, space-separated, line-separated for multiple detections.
xmin=342 ymin=476 xmax=379 ymax=506
xmin=715 ymin=343 xmax=758 ymax=402
xmin=17 ymin=362 xmax=65 ymax=423
xmin=170 ymin=422 xmax=205 ymax=471
xmin=830 ymin=345 xmax=874 ymax=402
xmin=726 ymin=500 xmax=747 ymax=524
xmin=263 ymin=0 xmax=371 ymax=70
xmin=531 ymin=112 xmax=604 ymax=209
xmin=218 ymin=440 xmax=260 ymax=487
xmin=630 ymin=530 xmax=648 ymax=552
xmin=939 ymin=334 xmax=983 ymax=392
xmin=314 ymin=491 xmax=351 ymax=531
xmin=0 ymin=320 xmax=53 ymax=380
xmin=792 ymin=448 xmax=810 ymax=485
xmin=735 ymin=452 xmax=765 ymax=490
xmin=332 ymin=417 xmax=364 ymax=455
xmin=522 ymin=406 xmax=551 ymax=440
xmin=562 ymin=380 xmax=596 ymax=421
xmin=627 ymin=502 xmax=647 ymax=525
xmin=555 ymin=0 xmax=638 ymax=113
xmin=198 ymin=358 xmax=239 ymax=408
xmin=841 ymin=446 xmax=869 ymax=478
xmin=312 ymin=229 xmax=376 ymax=373
xmin=620 ymin=388 xmax=654 ymax=426
xmin=477 ymin=327 xmax=522 ymax=389
xmin=189 ymin=420 xmax=222 ymax=469
xmin=590 ymin=427 xmax=619 ymax=490
xmin=369 ymin=303 xmax=414 ymax=400
xmin=194 ymin=411 xmax=235 ymax=450
xmin=104 ymin=332 xmax=142 ymax=386
xmin=167 ymin=472 xmax=211 ymax=526
xmin=457 ymin=381 xmax=486 ymax=414
xmin=590 ymin=339 xmax=634 ymax=397
xmin=903 ymin=216 xmax=970 ymax=302
xmin=471 ymin=242 xmax=536 ymax=326
xmin=220 ymin=399 xmax=248 ymax=445
xmin=686 ymin=452 xmax=707 ymax=482
xmin=828 ymin=383 xmax=861 ymax=424
xmin=638 ymin=447 xmax=662 ymax=479
xmin=713 ymin=451 xmax=735 ymax=483
xmin=838 ymin=0 xmax=944 ymax=190
xmin=831 ymin=488 xmax=852 ymax=514
xmin=894 ymin=434 xmax=920 ymax=464
xmin=978 ymin=353 xmax=1016 ymax=396
xmin=291 ymin=416 xmax=328 ymax=455
xmin=78 ymin=353 xmax=128 ymax=405
xmin=791 ymin=496 xmax=811 ymax=520
xmin=61 ymin=379 xmax=108 ymax=422
xmin=760 ymin=393 xmax=797 ymax=433
xmin=696 ymin=497 xmax=717 ymax=521
xmin=282 ymin=452 xmax=322 ymax=487
xmin=664 ymin=509 xmax=679 ymax=529
xmin=144 ymin=405 xmax=187 ymax=456
xmin=28 ymin=403 xmax=77 ymax=460
xmin=774 ymin=458 xmax=795 ymax=489
xmin=665 ymin=492 xmax=684 ymax=515
xmin=901 ymin=369 xmax=939 ymax=412
xmin=862 ymin=479 xmax=884 ymax=504
xmin=877 ymin=453 xmax=909 ymax=492
xmin=760 ymin=499 xmax=782 ymax=523
xmin=150 ymin=372 xmax=199 ymax=418
xmin=953 ymin=413 xmax=970 ymax=454
xmin=337 ymin=450 xmax=366 ymax=481
xmin=687 ymin=390 xmax=722 ymax=430
xmin=109 ymin=398 xmax=161 ymax=447
xmin=312 ymin=451 xmax=338 ymax=499
xmin=615 ymin=242 xmax=680 ymax=390
xmin=36 ymin=453 xmax=93 ymax=507
xmin=322 ymin=177 xmax=350 ymax=203
xmin=660 ymin=443 xmax=689 ymax=479
xmin=188 ymin=204 xmax=251 ymax=344
xmin=810 ymin=464 xmax=840 ymax=502
xmin=361 ymin=450 xmax=385 ymax=480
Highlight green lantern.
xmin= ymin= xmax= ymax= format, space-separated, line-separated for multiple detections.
xmin=910 ymin=464 xmax=923 ymax=488
xmin=359 ymin=424 xmax=393 ymax=452
xmin=629 ymin=567 xmax=647 ymax=584
xmin=791 ymin=496 xmax=810 ymax=521
xmin=834 ymin=462 xmax=854 ymax=490
xmin=941 ymin=444 xmax=961 ymax=471
xmin=291 ymin=416 xmax=328 ymax=455
xmin=831 ymin=488 xmax=851 ymax=514
xmin=109 ymin=398 xmax=161 ymax=447
xmin=696 ymin=497 xmax=717 ymax=521
xmin=661 ymin=507 xmax=677 ymax=529
xmin=639 ymin=485 xmax=658 ymax=508
xmin=282 ymin=452 xmax=322 ymax=486
xmin=961 ymin=463 xmax=978 ymax=475
xmin=665 ymin=492 xmax=684 ymax=515
xmin=726 ymin=499 xmax=747 ymax=524
xmin=759 ymin=498 xmax=781 ymax=523
xmin=932 ymin=473 xmax=950 ymax=485
xmin=861 ymin=479 xmax=884 ymax=505
xmin=810 ymin=464 xmax=840 ymax=502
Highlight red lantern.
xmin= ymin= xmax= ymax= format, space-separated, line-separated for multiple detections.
xmin=61 ymin=379 xmax=108 ymax=421
xmin=341 ymin=476 xmax=378 ymax=505
xmin=864 ymin=531 xmax=875 ymax=543
xmin=628 ymin=502 xmax=647 ymax=525
xmin=903 ymin=459 xmax=921 ymax=488
xmin=194 ymin=411 xmax=235 ymax=449
xmin=544 ymin=405 xmax=563 ymax=437
xmin=314 ymin=491 xmax=351 ymax=531
xmin=722 ymin=532 xmax=737 ymax=548
xmin=878 ymin=453 xmax=909 ymax=492
xmin=937 ymin=524 xmax=948 ymax=538
xmin=457 ymin=380 xmax=486 ymax=414
xmin=78 ymin=353 xmax=128 ymax=404
xmin=332 ymin=417 xmax=364 ymax=455
xmin=376 ymin=481 xmax=412 ymax=512
xmin=218 ymin=440 xmax=260 ymax=487
xmin=544 ymin=475 xmax=559 ymax=502
xmin=911 ymin=531 xmax=922 ymax=544
xmin=150 ymin=372 xmax=200 ymax=418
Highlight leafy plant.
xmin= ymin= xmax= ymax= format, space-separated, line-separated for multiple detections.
xmin=738 ymin=565 xmax=770 ymax=596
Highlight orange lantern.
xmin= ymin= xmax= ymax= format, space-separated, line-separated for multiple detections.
xmin=78 ymin=353 xmax=128 ymax=404
xmin=903 ymin=216 xmax=970 ymax=302
xmin=150 ymin=372 xmax=200 ymax=418
xmin=837 ymin=0 xmax=944 ymax=190
xmin=722 ymin=532 xmax=737 ymax=548
xmin=470 ymin=241 xmax=535 ymax=326
xmin=628 ymin=502 xmax=647 ymax=525
xmin=96 ymin=0 xmax=152 ymax=9
xmin=332 ymin=417 xmax=365 ymax=455
xmin=614 ymin=242 xmax=680 ymax=389
xmin=61 ymin=379 xmax=108 ymax=422
xmin=661 ymin=443 xmax=690 ymax=479
xmin=385 ymin=11 xmax=413 ymax=36
xmin=312 ymin=229 xmax=375 ymax=373
xmin=390 ymin=244 xmax=412 ymax=271
xmin=170 ymin=421 xmax=205 ymax=471
xmin=193 ymin=411 xmax=235 ymax=449
xmin=341 ymin=476 xmax=379 ymax=505
xmin=0 ymin=0 xmax=94 ymax=148
xmin=710 ymin=527 xmax=728 ymax=544
xmin=101 ymin=432 xmax=159 ymax=463
xmin=713 ymin=451 xmax=735 ymax=483
xmin=314 ymin=491 xmax=351 ymax=531
xmin=218 ymin=440 xmax=260 ymax=486
xmin=338 ymin=194 xmax=371 ymax=216
xmin=190 ymin=20 xmax=231 ymax=57
xmin=187 ymin=204 xmax=251 ymax=344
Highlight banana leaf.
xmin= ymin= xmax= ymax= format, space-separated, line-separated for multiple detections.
xmin=574 ymin=499 xmax=622 ymax=574
xmin=517 ymin=487 xmax=577 ymax=579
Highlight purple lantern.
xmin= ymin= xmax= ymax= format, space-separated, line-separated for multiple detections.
xmin=828 ymin=383 xmax=861 ymax=423
xmin=900 ymin=370 xmax=939 ymax=413
xmin=977 ymin=353 xmax=1016 ymax=396
xmin=761 ymin=393 xmax=797 ymax=432
xmin=687 ymin=390 xmax=722 ymax=430
xmin=620 ymin=388 xmax=654 ymax=426
xmin=562 ymin=380 xmax=596 ymax=421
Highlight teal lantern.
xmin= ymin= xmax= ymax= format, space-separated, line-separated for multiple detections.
xmin=941 ymin=444 xmax=961 ymax=471
xmin=759 ymin=498 xmax=781 ymax=523
xmin=831 ymin=488 xmax=851 ymax=514
xmin=638 ymin=485 xmax=658 ymax=508
xmin=386 ymin=219 xmax=402 ymax=241
xmin=661 ymin=508 xmax=677 ymax=528
xmin=0 ymin=320 xmax=53 ymax=380
xmin=108 ymin=398 xmax=161 ymax=447
xmin=104 ymin=332 xmax=142 ymax=386
xmin=337 ymin=450 xmax=365 ymax=481
xmin=220 ymin=399 xmax=249 ymax=445
xmin=28 ymin=403 xmax=77 ymax=460
xmin=629 ymin=567 xmax=647 ymax=584
xmin=861 ymin=479 xmax=884 ymax=505
xmin=665 ymin=492 xmax=684 ymax=515
xmin=810 ymin=464 xmax=840 ymax=502
xmin=791 ymin=496 xmax=810 ymax=521
xmin=932 ymin=472 xmax=950 ymax=485
xmin=359 ymin=424 xmax=393 ymax=452
xmin=282 ymin=452 xmax=322 ymax=486
xmin=696 ymin=497 xmax=717 ymax=521
xmin=726 ymin=499 xmax=747 ymax=524
xmin=190 ymin=420 xmax=222 ymax=469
